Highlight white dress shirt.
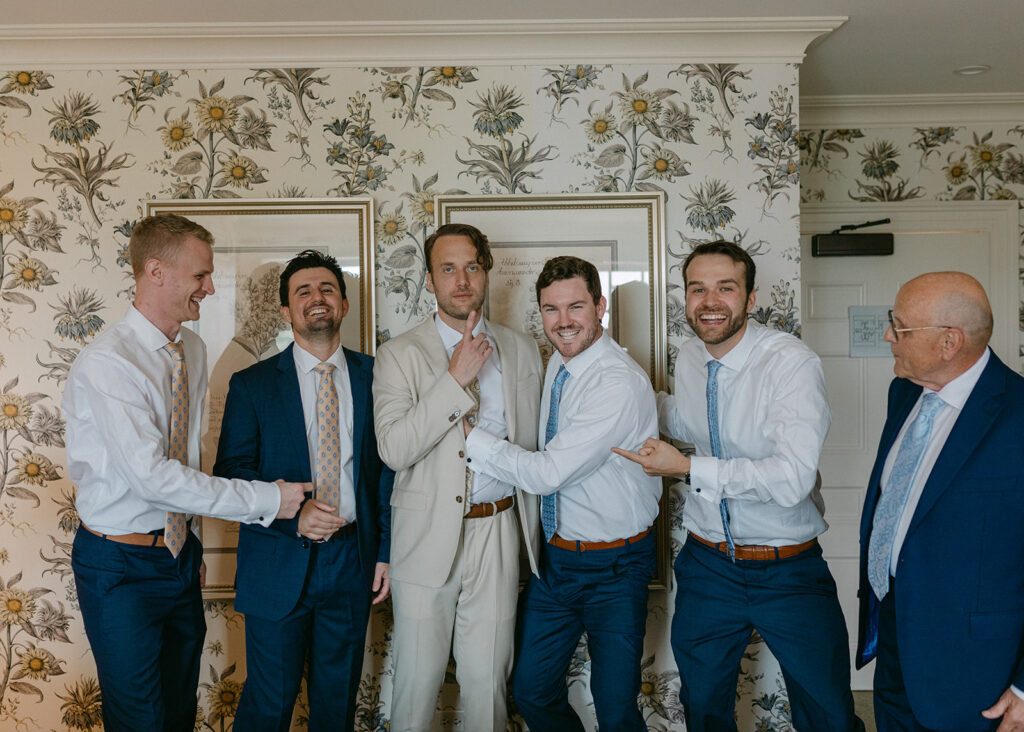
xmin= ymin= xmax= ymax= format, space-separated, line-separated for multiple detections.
xmin=659 ymin=324 xmax=830 ymax=546
xmin=291 ymin=343 xmax=356 ymax=522
xmin=435 ymin=315 xmax=515 ymax=504
xmin=881 ymin=347 xmax=989 ymax=575
xmin=64 ymin=306 xmax=280 ymax=534
xmin=467 ymin=332 xmax=661 ymax=542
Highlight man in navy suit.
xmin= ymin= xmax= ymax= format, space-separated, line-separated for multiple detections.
xmin=858 ymin=271 xmax=1024 ymax=732
xmin=214 ymin=249 xmax=393 ymax=731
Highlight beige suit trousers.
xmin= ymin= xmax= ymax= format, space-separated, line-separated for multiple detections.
xmin=389 ymin=508 xmax=520 ymax=732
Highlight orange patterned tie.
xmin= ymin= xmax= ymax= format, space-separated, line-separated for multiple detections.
xmin=163 ymin=341 xmax=190 ymax=557
xmin=314 ymin=363 xmax=341 ymax=512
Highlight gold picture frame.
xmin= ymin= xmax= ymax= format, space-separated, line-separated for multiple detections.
xmin=435 ymin=192 xmax=672 ymax=588
xmin=144 ymin=197 xmax=375 ymax=599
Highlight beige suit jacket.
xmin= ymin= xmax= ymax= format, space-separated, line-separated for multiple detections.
xmin=373 ymin=317 xmax=543 ymax=588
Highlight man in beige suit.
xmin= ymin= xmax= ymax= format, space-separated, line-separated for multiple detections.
xmin=373 ymin=222 xmax=542 ymax=732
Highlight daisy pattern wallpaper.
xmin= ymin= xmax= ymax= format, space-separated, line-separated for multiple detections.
xmin=0 ymin=61 xmax=815 ymax=730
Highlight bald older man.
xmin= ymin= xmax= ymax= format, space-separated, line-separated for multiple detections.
xmin=856 ymin=272 xmax=1024 ymax=732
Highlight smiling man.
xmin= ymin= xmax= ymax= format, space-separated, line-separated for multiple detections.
xmin=64 ymin=214 xmax=306 ymax=731
xmin=464 ymin=255 xmax=661 ymax=732
xmin=373 ymin=223 xmax=543 ymax=732
xmin=213 ymin=249 xmax=393 ymax=731
xmin=614 ymin=240 xmax=862 ymax=732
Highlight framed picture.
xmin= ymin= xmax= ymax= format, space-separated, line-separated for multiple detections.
xmin=143 ymin=197 xmax=375 ymax=599
xmin=435 ymin=193 xmax=672 ymax=588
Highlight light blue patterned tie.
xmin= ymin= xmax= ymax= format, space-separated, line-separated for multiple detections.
xmin=706 ymin=360 xmax=736 ymax=561
xmin=541 ymin=365 xmax=570 ymax=542
xmin=868 ymin=393 xmax=946 ymax=599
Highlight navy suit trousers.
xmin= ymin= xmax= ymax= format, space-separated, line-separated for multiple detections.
xmin=72 ymin=525 xmax=206 ymax=732
xmin=234 ymin=530 xmax=371 ymax=732
xmin=672 ymin=537 xmax=862 ymax=732
xmin=512 ymin=532 xmax=655 ymax=732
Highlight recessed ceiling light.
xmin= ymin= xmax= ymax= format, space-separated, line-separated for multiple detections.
xmin=954 ymin=65 xmax=991 ymax=76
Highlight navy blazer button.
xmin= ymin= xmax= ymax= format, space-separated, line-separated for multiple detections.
xmin=301 ymin=540 xmax=310 ymax=548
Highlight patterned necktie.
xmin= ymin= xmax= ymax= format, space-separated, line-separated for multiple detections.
xmin=541 ymin=365 xmax=570 ymax=542
xmin=313 ymin=363 xmax=341 ymax=512
xmin=464 ymin=377 xmax=481 ymax=514
xmin=868 ymin=392 xmax=946 ymax=599
xmin=706 ymin=360 xmax=736 ymax=561
xmin=162 ymin=341 xmax=189 ymax=558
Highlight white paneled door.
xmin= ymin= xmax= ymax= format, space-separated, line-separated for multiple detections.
xmin=799 ymin=201 xmax=1018 ymax=689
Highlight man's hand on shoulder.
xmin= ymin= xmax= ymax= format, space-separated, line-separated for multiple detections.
xmin=612 ymin=438 xmax=690 ymax=478
xmin=275 ymin=480 xmax=308 ymax=519
xmin=297 ymin=499 xmax=346 ymax=542
xmin=448 ymin=310 xmax=492 ymax=388
xmin=983 ymin=687 xmax=1024 ymax=731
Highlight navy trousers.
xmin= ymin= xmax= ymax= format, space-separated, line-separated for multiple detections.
xmin=234 ymin=531 xmax=371 ymax=732
xmin=512 ymin=532 xmax=655 ymax=732
xmin=72 ymin=525 xmax=206 ymax=732
xmin=873 ymin=582 xmax=996 ymax=732
xmin=672 ymin=537 xmax=862 ymax=732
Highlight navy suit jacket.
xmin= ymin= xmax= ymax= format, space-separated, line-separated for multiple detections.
xmin=213 ymin=344 xmax=393 ymax=621
xmin=857 ymin=351 xmax=1024 ymax=729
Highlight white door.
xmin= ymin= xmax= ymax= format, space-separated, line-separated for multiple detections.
xmin=799 ymin=201 xmax=1018 ymax=688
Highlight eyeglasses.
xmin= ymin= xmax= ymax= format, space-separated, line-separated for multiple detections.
xmin=887 ymin=310 xmax=952 ymax=341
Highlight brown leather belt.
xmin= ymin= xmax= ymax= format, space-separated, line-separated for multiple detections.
xmin=549 ymin=527 xmax=651 ymax=552
xmin=464 ymin=495 xmax=515 ymax=519
xmin=84 ymin=524 xmax=166 ymax=548
xmin=688 ymin=531 xmax=817 ymax=561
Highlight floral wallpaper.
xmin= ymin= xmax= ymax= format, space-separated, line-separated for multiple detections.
xmin=0 ymin=62 xmax=805 ymax=730
xmin=798 ymin=122 xmax=1024 ymax=371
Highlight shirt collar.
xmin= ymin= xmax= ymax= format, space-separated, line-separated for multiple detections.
xmin=126 ymin=304 xmax=181 ymax=351
xmin=435 ymin=313 xmax=489 ymax=352
xmin=703 ymin=321 xmax=758 ymax=372
xmin=292 ymin=341 xmax=346 ymax=376
xmin=557 ymin=331 xmax=611 ymax=379
xmin=927 ymin=347 xmax=990 ymax=410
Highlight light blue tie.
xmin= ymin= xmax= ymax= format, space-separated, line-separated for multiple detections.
xmin=541 ymin=365 xmax=570 ymax=542
xmin=868 ymin=393 xmax=946 ymax=599
xmin=706 ymin=360 xmax=736 ymax=561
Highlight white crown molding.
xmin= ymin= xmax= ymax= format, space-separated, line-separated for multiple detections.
xmin=800 ymin=93 xmax=1024 ymax=128
xmin=0 ymin=17 xmax=845 ymax=68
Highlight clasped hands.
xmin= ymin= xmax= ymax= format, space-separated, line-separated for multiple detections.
xmin=611 ymin=437 xmax=691 ymax=479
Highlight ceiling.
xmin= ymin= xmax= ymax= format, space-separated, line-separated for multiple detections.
xmin=3 ymin=0 xmax=1022 ymax=98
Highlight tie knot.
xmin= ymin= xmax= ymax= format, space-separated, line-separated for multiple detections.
xmin=707 ymin=359 xmax=723 ymax=378
xmin=553 ymin=364 xmax=569 ymax=388
xmin=314 ymin=362 xmax=336 ymax=378
xmin=163 ymin=341 xmax=185 ymax=362
xmin=919 ymin=392 xmax=945 ymax=418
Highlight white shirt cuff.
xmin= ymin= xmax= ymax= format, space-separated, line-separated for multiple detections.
xmin=688 ymin=455 xmax=721 ymax=504
xmin=1011 ymin=685 xmax=1024 ymax=702
xmin=465 ymin=426 xmax=502 ymax=473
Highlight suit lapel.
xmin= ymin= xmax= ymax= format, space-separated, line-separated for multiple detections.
xmin=489 ymin=323 xmax=519 ymax=441
xmin=345 ymin=348 xmax=368 ymax=489
xmin=276 ymin=345 xmax=312 ymax=480
xmin=905 ymin=354 xmax=1007 ymax=537
xmin=861 ymin=381 xmax=920 ymax=542
xmin=416 ymin=316 xmax=450 ymax=375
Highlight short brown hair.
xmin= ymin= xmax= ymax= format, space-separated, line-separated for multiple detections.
xmin=535 ymin=256 xmax=602 ymax=305
xmin=129 ymin=214 xmax=214 ymax=277
xmin=423 ymin=223 xmax=493 ymax=274
xmin=682 ymin=240 xmax=756 ymax=296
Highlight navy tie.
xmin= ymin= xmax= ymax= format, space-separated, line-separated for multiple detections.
xmin=706 ymin=360 xmax=736 ymax=560
xmin=541 ymin=365 xmax=570 ymax=542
